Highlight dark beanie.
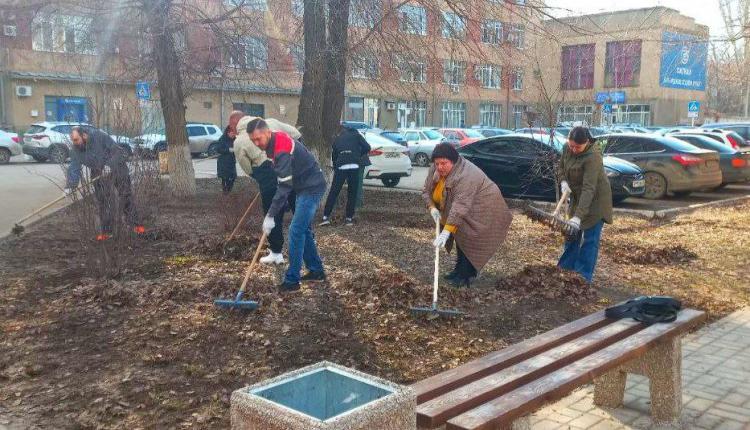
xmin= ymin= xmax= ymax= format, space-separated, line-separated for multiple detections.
xmin=568 ymin=126 xmax=596 ymax=144
xmin=431 ymin=143 xmax=459 ymax=163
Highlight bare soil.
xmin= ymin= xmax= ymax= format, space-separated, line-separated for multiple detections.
xmin=1 ymin=178 xmax=747 ymax=429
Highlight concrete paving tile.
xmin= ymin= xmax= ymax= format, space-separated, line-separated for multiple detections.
xmin=567 ymin=414 xmax=603 ymax=429
xmin=713 ymin=420 xmax=748 ymax=430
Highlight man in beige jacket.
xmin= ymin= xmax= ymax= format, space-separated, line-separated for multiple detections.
xmin=234 ymin=115 xmax=301 ymax=264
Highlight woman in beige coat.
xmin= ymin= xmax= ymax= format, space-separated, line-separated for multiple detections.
xmin=422 ymin=143 xmax=513 ymax=287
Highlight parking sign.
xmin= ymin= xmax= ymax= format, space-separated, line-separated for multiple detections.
xmin=136 ymin=81 xmax=152 ymax=101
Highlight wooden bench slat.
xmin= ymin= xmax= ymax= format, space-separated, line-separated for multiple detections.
xmin=445 ymin=309 xmax=706 ymax=430
xmin=416 ymin=319 xmax=644 ymax=428
xmin=412 ymin=310 xmax=613 ymax=403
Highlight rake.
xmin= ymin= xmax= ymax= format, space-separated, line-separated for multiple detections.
xmin=223 ymin=192 xmax=260 ymax=250
xmin=214 ymin=231 xmax=266 ymax=311
xmin=521 ymin=189 xmax=581 ymax=241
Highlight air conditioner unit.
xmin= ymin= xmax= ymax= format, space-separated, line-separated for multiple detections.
xmin=15 ymin=85 xmax=31 ymax=97
xmin=3 ymin=25 xmax=17 ymax=37
xmin=386 ymin=102 xmax=396 ymax=111
xmin=449 ymin=84 xmax=460 ymax=93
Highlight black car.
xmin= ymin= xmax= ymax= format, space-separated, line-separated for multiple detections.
xmin=457 ymin=134 xmax=645 ymax=203
xmin=379 ymin=130 xmax=407 ymax=146
xmin=670 ymin=134 xmax=750 ymax=186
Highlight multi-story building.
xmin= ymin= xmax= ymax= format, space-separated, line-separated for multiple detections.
xmin=538 ymin=7 xmax=709 ymax=127
xmin=0 ymin=0 xmax=536 ymax=134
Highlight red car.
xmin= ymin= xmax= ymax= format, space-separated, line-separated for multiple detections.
xmin=439 ymin=128 xmax=484 ymax=147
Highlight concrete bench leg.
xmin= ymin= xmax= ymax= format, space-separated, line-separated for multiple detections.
xmin=593 ymin=369 xmax=627 ymax=408
xmin=498 ymin=416 xmax=530 ymax=430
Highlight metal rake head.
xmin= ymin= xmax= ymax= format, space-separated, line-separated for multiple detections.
xmin=522 ymin=205 xmax=581 ymax=241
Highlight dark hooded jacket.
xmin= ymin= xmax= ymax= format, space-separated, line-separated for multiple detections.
xmin=66 ymin=128 xmax=128 ymax=188
xmin=216 ymin=127 xmax=237 ymax=180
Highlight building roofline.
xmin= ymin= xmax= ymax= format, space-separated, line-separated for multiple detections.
xmin=544 ymin=6 xmax=709 ymax=33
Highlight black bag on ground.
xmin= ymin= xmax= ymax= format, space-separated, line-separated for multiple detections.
xmin=605 ymin=296 xmax=682 ymax=324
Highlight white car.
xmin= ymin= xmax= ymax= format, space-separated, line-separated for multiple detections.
xmin=668 ymin=130 xmax=742 ymax=150
xmin=22 ymin=122 xmax=88 ymax=163
xmin=400 ymin=128 xmax=446 ymax=167
xmin=363 ymin=132 xmax=412 ymax=187
xmin=0 ymin=129 xmax=22 ymax=164
xmin=132 ymin=123 xmax=223 ymax=157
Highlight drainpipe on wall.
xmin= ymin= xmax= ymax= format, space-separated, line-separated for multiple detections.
xmin=0 ymin=47 xmax=8 ymax=128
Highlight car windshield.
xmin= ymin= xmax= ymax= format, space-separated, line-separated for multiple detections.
xmin=26 ymin=125 xmax=46 ymax=134
xmin=383 ymin=132 xmax=404 ymax=141
xmin=423 ymin=130 xmax=443 ymax=140
xmin=463 ymin=129 xmax=484 ymax=138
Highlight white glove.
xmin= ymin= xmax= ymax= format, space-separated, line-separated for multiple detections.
xmin=430 ymin=207 xmax=441 ymax=223
xmin=228 ymin=147 xmax=235 ymax=153
xmin=262 ymin=216 xmax=275 ymax=235
xmin=63 ymin=188 xmax=74 ymax=197
xmin=568 ymin=216 xmax=581 ymax=229
xmin=560 ymin=180 xmax=571 ymax=195
xmin=433 ymin=230 xmax=450 ymax=248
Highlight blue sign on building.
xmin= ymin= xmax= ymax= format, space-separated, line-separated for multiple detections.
xmin=595 ymin=91 xmax=626 ymax=105
xmin=659 ymin=31 xmax=708 ymax=91
xmin=602 ymin=104 xmax=613 ymax=114
xmin=136 ymin=81 xmax=152 ymax=100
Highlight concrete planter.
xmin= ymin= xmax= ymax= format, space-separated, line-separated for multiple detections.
xmin=231 ymin=361 xmax=416 ymax=430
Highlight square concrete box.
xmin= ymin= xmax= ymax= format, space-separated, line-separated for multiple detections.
xmin=231 ymin=361 xmax=416 ymax=430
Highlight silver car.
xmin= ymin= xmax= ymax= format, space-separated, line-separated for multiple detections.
xmin=400 ymin=128 xmax=446 ymax=166
xmin=132 ymin=122 xmax=223 ymax=157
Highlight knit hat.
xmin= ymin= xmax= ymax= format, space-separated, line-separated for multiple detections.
xmin=431 ymin=143 xmax=460 ymax=163
xmin=568 ymin=126 xmax=597 ymax=144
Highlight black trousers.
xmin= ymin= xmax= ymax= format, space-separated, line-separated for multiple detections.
xmin=454 ymin=244 xmax=477 ymax=279
xmin=94 ymin=173 xmax=138 ymax=233
xmin=221 ymin=176 xmax=236 ymax=193
xmin=323 ymin=168 xmax=359 ymax=219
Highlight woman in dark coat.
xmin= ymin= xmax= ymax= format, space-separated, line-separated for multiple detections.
xmin=216 ymin=126 xmax=238 ymax=194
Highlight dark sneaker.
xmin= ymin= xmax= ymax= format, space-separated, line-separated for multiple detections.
xmin=301 ymin=271 xmax=327 ymax=282
xmin=319 ymin=217 xmax=331 ymax=227
xmin=443 ymin=271 xmax=459 ymax=281
xmin=449 ymin=276 xmax=475 ymax=288
xmin=345 ymin=218 xmax=354 ymax=226
xmin=278 ymin=281 xmax=301 ymax=292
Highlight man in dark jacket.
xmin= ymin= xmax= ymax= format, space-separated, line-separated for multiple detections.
xmin=247 ymin=118 xmax=327 ymax=292
xmin=66 ymin=126 xmax=142 ymax=240
xmin=319 ymin=126 xmax=371 ymax=226
xmin=216 ymin=111 xmax=242 ymax=193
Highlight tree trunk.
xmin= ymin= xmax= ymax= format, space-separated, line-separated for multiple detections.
xmin=297 ymin=0 xmax=327 ymax=164
xmin=321 ymin=0 xmax=351 ymax=155
xmin=149 ymin=0 xmax=196 ymax=197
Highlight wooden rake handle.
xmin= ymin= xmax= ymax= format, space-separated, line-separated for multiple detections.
xmin=237 ymin=231 xmax=267 ymax=295
xmin=552 ymin=189 xmax=571 ymax=217
xmin=225 ymin=193 xmax=260 ymax=244
xmin=15 ymin=176 xmax=100 ymax=226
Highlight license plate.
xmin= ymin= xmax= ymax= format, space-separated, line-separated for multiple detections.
xmin=632 ymin=179 xmax=645 ymax=188
xmin=385 ymin=152 xmax=400 ymax=158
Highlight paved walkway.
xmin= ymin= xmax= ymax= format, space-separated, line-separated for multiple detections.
xmin=531 ymin=308 xmax=750 ymax=429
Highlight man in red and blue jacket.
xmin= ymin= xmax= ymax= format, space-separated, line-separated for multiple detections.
xmin=247 ymin=118 xmax=327 ymax=291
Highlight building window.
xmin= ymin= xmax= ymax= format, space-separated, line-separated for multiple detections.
xmin=613 ymin=104 xmax=651 ymax=126
xmin=350 ymin=0 xmax=381 ymax=27
xmin=480 ymin=103 xmax=502 ymax=127
xmin=351 ymin=54 xmax=379 ymax=79
xmin=233 ymin=103 xmax=265 ymax=117
xmin=442 ymin=101 xmax=466 ymax=128
xmin=291 ymin=0 xmax=304 ymax=16
xmin=507 ymin=24 xmax=524 ymax=49
xmin=224 ymin=0 xmax=267 ymax=10
xmin=443 ymin=60 xmax=466 ymax=86
xmin=442 ymin=11 xmax=465 ymax=39
xmin=346 ymin=97 xmax=365 ymax=122
xmin=561 ymin=44 xmax=595 ymax=90
xmin=397 ymin=101 xmax=427 ymax=128
xmin=481 ymin=20 xmax=503 ymax=45
xmin=32 ymin=14 xmax=97 ymax=54
xmin=398 ymin=5 xmax=427 ymax=35
xmin=290 ymin=43 xmax=304 ymax=73
xmin=475 ymin=64 xmax=501 ymax=89
xmin=395 ymin=56 xmax=426 ymax=83
xmin=558 ymin=105 xmax=594 ymax=124
xmin=513 ymin=69 xmax=523 ymax=90
xmin=605 ymin=40 xmax=642 ymax=88
xmin=229 ymin=37 xmax=268 ymax=70
xmin=513 ymin=104 xmax=527 ymax=129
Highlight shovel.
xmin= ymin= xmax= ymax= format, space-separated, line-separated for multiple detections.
xmin=410 ymin=218 xmax=463 ymax=318
xmin=213 ymin=231 xmax=266 ymax=310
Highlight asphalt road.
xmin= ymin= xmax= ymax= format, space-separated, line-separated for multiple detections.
xmin=3 ymin=157 xmax=749 ymax=237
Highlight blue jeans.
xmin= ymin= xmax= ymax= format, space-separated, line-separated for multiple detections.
xmin=558 ymin=220 xmax=604 ymax=283
xmin=285 ymin=192 xmax=325 ymax=283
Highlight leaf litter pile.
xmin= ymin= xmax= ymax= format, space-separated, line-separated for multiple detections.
xmin=1 ymin=178 xmax=748 ymax=429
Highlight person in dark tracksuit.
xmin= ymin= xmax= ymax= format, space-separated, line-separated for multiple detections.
xmin=216 ymin=112 xmax=242 ymax=194
xmin=65 ymin=126 xmax=143 ymax=240
xmin=319 ymin=126 xmax=371 ymax=226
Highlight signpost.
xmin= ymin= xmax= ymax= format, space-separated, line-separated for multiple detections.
xmin=688 ymin=100 xmax=700 ymax=126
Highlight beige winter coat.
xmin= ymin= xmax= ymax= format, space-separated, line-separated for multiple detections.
xmin=422 ymin=157 xmax=513 ymax=271
xmin=234 ymin=116 xmax=301 ymax=175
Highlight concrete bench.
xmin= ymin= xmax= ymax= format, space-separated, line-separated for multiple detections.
xmin=412 ymin=307 xmax=705 ymax=430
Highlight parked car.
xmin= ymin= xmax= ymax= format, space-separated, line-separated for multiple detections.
xmin=668 ymin=130 xmax=745 ymax=150
xmin=379 ymin=130 xmax=408 ymax=146
xmin=670 ymin=134 xmax=750 ymax=187
xmin=401 ymin=128 xmax=447 ymax=167
xmin=132 ymin=122 xmax=223 ymax=157
xmin=439 ymin=128 xmax=484 ymax=147
xmin=362 ymin=132 xmax=412 ymax=187
xmin=470 ymin=126 xmax=513 ymax=138
xmin=0 ymin=130 xmax=22 ymax=164
xmin=456 ymin=134 xmax=645 ymax=203
xmin=702 ymin=122 xmax=750 ymax=141
xmin=21 ymin=121 xmax=89 ymax=163
xmin=598 ymin=133 xmax=722 ymax=199
xmin=341 ymin=121 xmax=371 ymax=131
xmin=698 ymin=128 xmax=749 ymax=148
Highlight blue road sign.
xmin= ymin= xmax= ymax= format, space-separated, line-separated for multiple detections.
xmin=595 ymin=91 xmax=626 ymax=105
xmin=688 ymin=100 xmax=700 ymax=112
xmin=602 ymin=104 xmax=613 ymax=114
xmin=136 ymin=81 xmax=151 ymax=101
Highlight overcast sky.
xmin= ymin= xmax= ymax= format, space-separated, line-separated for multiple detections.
xmin=544 ymin=0 xmax=727 ymax=38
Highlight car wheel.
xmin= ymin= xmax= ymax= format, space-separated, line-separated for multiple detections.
xmin=381 ymin=177 xmax=400 ymax=187
xmin=31 ymin=155 xmax=47 ymax=162
xmin=415 ymin=153 xmax=430 ymax=167
xmin=206 ymin=142 xmax=220 ymax=157
xmin=711 ymin=183 xmax=728 ymax=191
xmin=49 ymin=145 xmax=68 ymax=164
xmin=0 ymin=148 xmax=10 ymax=164
xmin=672 ymin=190 xmax=692 ymax=198
xmin=643 ymin=172 xmax=667 ymax=200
